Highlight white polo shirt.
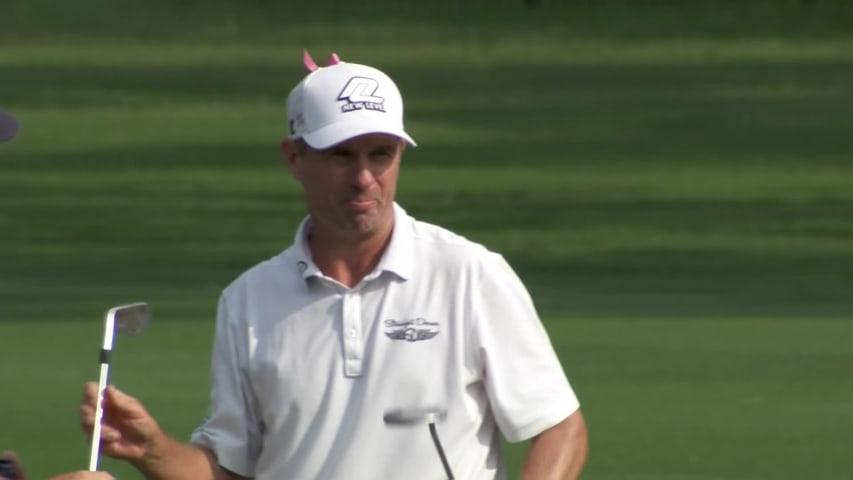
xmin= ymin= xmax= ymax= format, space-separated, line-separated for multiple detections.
xmin=191 ymin=203 xmax=580 ymax=479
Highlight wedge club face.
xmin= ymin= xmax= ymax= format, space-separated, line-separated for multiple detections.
xmin=110 ymin=302 xmax=152 ymax=336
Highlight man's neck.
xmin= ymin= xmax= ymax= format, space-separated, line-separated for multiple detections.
xmin=308 ymin=223 xmax=394 ymax=288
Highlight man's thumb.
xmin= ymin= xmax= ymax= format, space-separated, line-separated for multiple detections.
xmin=105 ymin=384 xmax=140 ymax=412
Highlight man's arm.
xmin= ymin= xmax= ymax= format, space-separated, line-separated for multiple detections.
xmin=80 ymin=383 xmax=248 ymax=480
xmin=128 ymin=433 xmax=246 ymax=480
xmin=521 ymin=410 xmax=589 ymax=480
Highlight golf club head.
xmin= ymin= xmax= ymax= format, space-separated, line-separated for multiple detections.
xmin=109 ymin=302 xmax=151 ymax=336
xmin=383 ymin=406 xmax=448 ymax=426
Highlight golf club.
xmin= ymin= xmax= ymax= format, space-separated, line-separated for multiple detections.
xmin=383 ymin=407 xmax=453 ymax=479
xmin=88 ymin=302 xmax=152 ymax=471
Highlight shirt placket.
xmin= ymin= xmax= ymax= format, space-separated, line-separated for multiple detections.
xmin=342 ymin=290 xmax=363 ymax=377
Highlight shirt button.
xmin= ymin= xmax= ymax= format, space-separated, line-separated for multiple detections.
xmin=347 ymin=328 xmax=357 ymax=338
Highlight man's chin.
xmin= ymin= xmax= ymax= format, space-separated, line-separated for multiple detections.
xmin=348 ymin=218 xmax=379 ymax=236
xmin=344 ymin=212 xmax=389 ymax=237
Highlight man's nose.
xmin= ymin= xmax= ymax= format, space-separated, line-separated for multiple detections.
xmin=350 ymin=157 xmax=376 ymax=188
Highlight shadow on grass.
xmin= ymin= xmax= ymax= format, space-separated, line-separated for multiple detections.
xmin=2 ymin=58 xmax=852 ymax=320
xmin=1 ymin=161 xmax=850 ymax=320
xmin=1 ymin=0 xmax=851 ymax=42
xmin=3 ymin=60 xmax=852 ymax=167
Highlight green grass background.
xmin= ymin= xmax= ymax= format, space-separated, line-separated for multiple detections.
xmin=1 ymin=1 xmax=852 ymax=478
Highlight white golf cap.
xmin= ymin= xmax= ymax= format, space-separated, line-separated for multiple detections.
xmin=286 ymin=54 xmax=416 ymax=149
xmin=0 ymin=108 xmax=19 ymax=142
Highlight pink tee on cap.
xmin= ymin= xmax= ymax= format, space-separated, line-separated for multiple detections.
xmin=285 ymin=52 xmax=416 ymax=150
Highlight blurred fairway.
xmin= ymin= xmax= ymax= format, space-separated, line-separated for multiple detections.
xmin=1 ymin=1 xmax=853 ymax=479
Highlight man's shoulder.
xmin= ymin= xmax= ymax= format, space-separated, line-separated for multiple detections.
xmin=404 ymin=215 xmax=511 ymax=275
xmin=408 ymin=216 xmax=488 ymax=256
xmin=399 ymin=208 xmax=526 ymax=280
xmin=222 ymin=246 xmax=297 ymax=294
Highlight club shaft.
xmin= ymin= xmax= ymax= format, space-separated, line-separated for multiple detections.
xmin=89 ymin=362 xmax=110 ymax=471
xmin=428 ymin=422 xmax=454 ymax=479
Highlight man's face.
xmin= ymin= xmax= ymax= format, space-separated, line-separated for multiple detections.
xmin=285 ymin=133 xmax=404 ymax=241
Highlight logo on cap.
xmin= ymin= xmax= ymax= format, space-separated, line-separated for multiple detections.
xmin=338 ymin=77 xmax=386 ymax=113
xmin=289 ymin=112 xmax=306 ymax=135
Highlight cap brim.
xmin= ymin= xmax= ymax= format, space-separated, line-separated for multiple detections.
xmin=301 ymin=119 xmax=416 ymax=150
xmin=0 ymin=109 xmax=20 ymax=142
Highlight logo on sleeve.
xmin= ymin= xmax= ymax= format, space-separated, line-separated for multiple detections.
xmin=384 ymin=318 xmax=440 ymax=342
xmin=338 ymin=77 xmax=386 ymax=113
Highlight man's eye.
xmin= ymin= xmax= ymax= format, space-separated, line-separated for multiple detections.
xmin=329 ymin=150 xmax=352 ymax=160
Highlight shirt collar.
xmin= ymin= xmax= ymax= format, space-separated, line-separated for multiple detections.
xmin=291 ymin=216 xmax=322 ymax=281
xmin=291 ymin=202 xmax=413 ymax=283
xmin=374 ymin=202 xmax=413 ymax=281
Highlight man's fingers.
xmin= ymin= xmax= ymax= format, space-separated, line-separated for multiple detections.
xmin=83 ymin=383 xmax=146 ymax=422
xmin=103 ymin=385 xmax=143 ymax=417
xmin=80 ymin=402 xmax=94 ymax=420
xmin=97 ymin=425 xmax=122 ymax=442
xmin=80 ymin=382 xmax=100 ymax=433
xmin=82 ymin=384 xmax=137 ymax=427
xmin=82 ymin=382 xmax=99 ymax=404
xmin=81 ymin=406 xmax=122 ymax=442
xmin=80 ymin=401 xmax=123 ymax=443
xmin=104 ymin=384 xmax=133 ymax=407
xmin=80 ymin=402 xmax=95 ymax=433
xmin=79 ymin=383 xmax=154 ymax=463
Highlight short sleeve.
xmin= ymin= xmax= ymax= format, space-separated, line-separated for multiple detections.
xmin=471 ymin=253 xmax=580 ymax=443
xmin=190 ymin=294 xmax=262 ymax=476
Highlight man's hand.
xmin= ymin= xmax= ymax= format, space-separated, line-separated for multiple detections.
xmin=79 ymin=382 xmax=242 ymax=480
xmin=79 ymin=382 xmax=163 ymax=462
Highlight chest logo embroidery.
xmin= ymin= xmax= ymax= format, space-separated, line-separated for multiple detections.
xmin=384 ymin=318 xmax=440 ymax=342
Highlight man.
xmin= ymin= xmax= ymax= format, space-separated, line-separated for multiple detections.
xmin=0 ymin=451 xmax=114 ymax=480
xmin=79 ymin=52 xmax=588 ymax=479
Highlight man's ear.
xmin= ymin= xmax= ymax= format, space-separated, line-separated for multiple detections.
xmin=281 ymin=138 xmax=302 ymax=181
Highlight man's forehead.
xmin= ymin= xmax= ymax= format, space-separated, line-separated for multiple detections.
xmin=326 ymin=133 xmax=403 ymax=150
